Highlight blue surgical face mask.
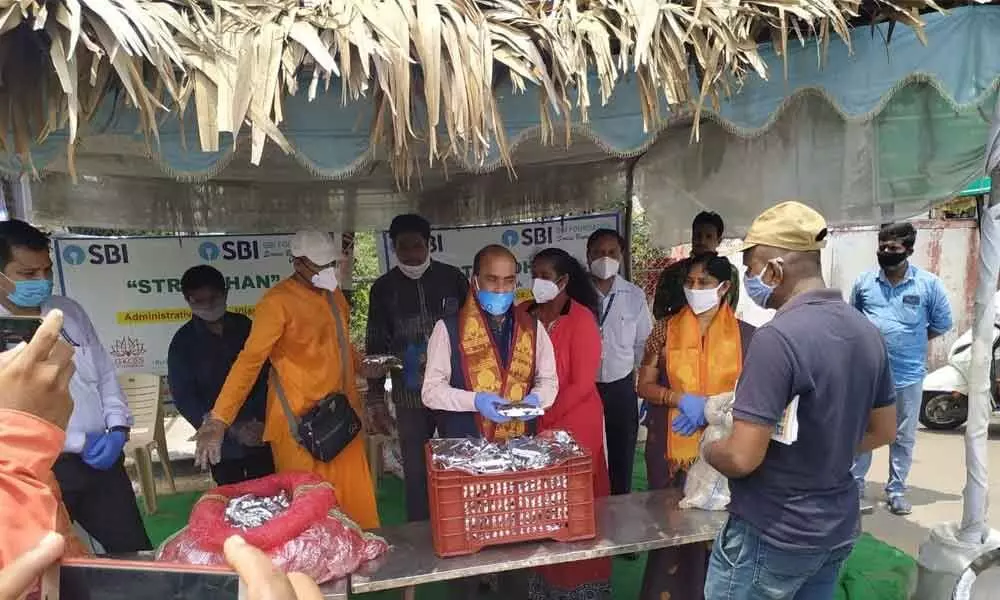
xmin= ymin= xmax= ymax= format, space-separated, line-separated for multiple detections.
xmin=743 ymin=261 xmax=780 ymax=309
xmin=475 ymin=279 xmax=515 ymax=316
xmin=8 ymin=279 xmax=54 ymax=308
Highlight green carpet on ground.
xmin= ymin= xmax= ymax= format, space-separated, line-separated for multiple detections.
xmin=140 ymin=450 xmax=913 ymax=599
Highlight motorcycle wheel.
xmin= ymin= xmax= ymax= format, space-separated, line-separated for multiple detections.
xmin=920 ymin=392 xmax=968 ymax=430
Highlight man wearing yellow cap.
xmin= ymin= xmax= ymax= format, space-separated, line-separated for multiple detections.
xmin=702 ymin=202 xmax=897 ymax=599
xmin=194 ymin=231 xmax=379 ymax=529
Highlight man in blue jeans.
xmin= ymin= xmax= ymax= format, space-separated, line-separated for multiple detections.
xmin=703 ymin=201 xmax=898 ymax=599
xmin=850 ymin=222 xmax=953 ymax=515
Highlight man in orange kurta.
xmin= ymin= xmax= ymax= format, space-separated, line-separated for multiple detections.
xmin=194 ymin=232 xmax=379 ymax=530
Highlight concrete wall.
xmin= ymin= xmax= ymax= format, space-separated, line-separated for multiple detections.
xmin=651 ymin=219 xmax=978 ymax=372
xmin=822 ymin=219 xmax=977 ymax=370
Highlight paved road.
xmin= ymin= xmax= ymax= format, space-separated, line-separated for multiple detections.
xmin=860 ymin=424 xmax=1000 ymax=557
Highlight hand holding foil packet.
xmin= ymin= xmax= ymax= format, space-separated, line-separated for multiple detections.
xmin=496 ymin=403 xmax=545 ymax=419
xmin=359 ymin=355 xmax=403 ymax=378
xmin=429 ymin=431 xmax=584 ymax=474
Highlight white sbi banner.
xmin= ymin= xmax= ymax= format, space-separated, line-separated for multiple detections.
xmin=376 ymin=213 xmax=622 ymax=291
xmin=53 ymin=234 xmax=302 ymax=374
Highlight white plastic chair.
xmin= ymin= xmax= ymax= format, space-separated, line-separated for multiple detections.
xmin=120 ymin=373 xmax=176 ymax=514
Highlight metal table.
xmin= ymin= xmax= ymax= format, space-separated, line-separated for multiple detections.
xmin=320 ymin=579 xmax=349 ymax=599
xmin=351 ymin=489 xmax=727 ymax=595
xmin=110 ymin=553 xmax=348 ymax=600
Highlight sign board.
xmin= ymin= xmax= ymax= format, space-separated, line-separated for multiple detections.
xmin=376 ymin=213 xmax=622 ymax=294
xmin=54 ymin=234 xmax=298 ymax=374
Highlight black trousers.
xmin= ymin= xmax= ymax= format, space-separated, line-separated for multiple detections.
xmin=53 ymin=453 xmax=152 ymax=553
xmin=210 ymin=446 xmax=276 ymax=486
xmin=397 ymin=404 xmax=438 ymax=522
xmin=597 ymin=372 xmax=638 ymax=495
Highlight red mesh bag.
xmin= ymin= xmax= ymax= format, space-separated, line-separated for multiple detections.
xmin=156 ymin=472 xmax=387 ymax=583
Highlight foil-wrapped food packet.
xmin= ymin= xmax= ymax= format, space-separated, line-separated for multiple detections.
xmin=429 ymin=431 xmax=584 ymax=475
xmin=361 ymin=355 xmax=403 ymax=371
xmin=495 ymin=403 xmax=545 ymax=419
xmin=224 ymin=492 xmax=291 ymax=530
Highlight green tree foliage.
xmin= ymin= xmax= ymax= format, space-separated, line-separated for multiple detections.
xmin=348 ymin=231 xmax=380 ymax=348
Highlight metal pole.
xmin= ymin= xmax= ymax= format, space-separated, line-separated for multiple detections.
xmin=10 ymin=174 xmax=32 ymax=221
xmin=622 ymin=154 xmax=644 ymax=281
xmin=913 ymin=95 xmax=1000 ymax=600
xmin=958 ymin=155 xmax=1000 ymax=544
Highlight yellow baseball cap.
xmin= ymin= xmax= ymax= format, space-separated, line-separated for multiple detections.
xmin=740 ymin=201 xmax=828 ymax=252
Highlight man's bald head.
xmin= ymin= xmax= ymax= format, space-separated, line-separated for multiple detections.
xmin=473 ymin=245 xmax=516 ymax=275
xmin=473 ymin=244 xmax=518 ymax=293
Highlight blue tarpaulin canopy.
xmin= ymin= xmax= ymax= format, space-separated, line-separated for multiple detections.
xmin=15 ymin=5 xmax=1000 ymax=241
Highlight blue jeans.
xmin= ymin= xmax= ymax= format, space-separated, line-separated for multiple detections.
xmin=705 ymin=517 xmax=853 ymax=600
xmin=851 ymin=381 xmax=922 ymax=498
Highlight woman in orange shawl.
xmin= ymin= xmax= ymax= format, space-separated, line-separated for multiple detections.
xmin=636 ymin=254 xmax=755 ymax=600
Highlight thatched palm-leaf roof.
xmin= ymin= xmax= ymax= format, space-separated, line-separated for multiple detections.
xmin=0 ymin=0 xmax=948 ymax=179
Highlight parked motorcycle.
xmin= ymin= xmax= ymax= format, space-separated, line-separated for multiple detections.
xmin=920 ymin=319 xmax=1000 ymax=430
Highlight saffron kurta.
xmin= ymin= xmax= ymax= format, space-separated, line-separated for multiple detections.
xmin=210 ymin=279 xmax=379 ymax=529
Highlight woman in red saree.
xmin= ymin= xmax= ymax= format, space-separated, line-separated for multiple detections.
xmin=526 ymin=247 xmax=612 ymax=600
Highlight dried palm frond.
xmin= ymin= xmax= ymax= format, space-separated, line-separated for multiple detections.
xmin=0 ymin=0 xmax=944 ymax=182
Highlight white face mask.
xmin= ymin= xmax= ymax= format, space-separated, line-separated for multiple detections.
xmin=311 ymin=267 xmax=340 ymax=292
xmin=590 ymin=257 xmax=620 ymax=281
xmin=192 ymin=303 xmax=227 ymax=323
xmin=531 ymin=278 xmax=561 ymax=304
xmin=684 ymin=284 xmax=723 ymax=315
xmin=398 ymin=257 xmax=431 ymax=280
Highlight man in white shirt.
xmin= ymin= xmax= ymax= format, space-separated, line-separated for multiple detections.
xmin=422 ymin=244 xmax=558 ymax=439
xmin=0 ymin=220 xmax=150 ymax=553
xmin=587 ymin=229 xmax=653 ymax=495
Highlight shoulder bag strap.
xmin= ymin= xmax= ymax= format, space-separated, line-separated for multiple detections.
xmin=325 ymin=292 xmax=351 ymax=391
xmin=271 ymin=369 xmax=301 ymax=440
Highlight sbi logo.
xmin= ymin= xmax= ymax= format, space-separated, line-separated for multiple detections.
xmin=62 ymin=245 xmax=86 ymax=266
xmin=501 ymin=230 xmax=519 ymax=247
xmin=200 ymin=240 xmax=261 ymax=262
xmin=500 ymin=227 xmax=555 ymax=247
xmin=199 ymin=242 xmax=221 ymax=261
xmin=63 ymin=243 xmax=129 ymax=265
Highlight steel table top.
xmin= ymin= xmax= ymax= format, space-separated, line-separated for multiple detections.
xmin=74 ymin=553 xmax=348 ymax=599
xmin=351 ymin=489 xmax=726 ymax=593
xmin=319 ymin=579 xmax=348 ymax=599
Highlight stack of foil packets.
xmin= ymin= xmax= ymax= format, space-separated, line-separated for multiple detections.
xmin=430 ymin=431 xmax=583 ymax=475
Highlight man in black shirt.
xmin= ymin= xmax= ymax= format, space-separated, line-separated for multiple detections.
xmin=366 ymin=214 xmax=469 ymax=521
xmin=168 ymin=265 xmax=274 ymax=485
xmin=652 ymin=211 xmax=740 ymax=320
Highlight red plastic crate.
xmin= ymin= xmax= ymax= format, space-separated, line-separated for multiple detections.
xmin=425 ymin=444 xmax=597 ymax=557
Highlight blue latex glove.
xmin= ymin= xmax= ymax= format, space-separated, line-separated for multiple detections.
xmin=672 ymin=414 xmax=698 ymax=436
xmin=475 ymin=392 xmax=510 ymax=423
xmin=678 ymin=393 xmax=708 ymax=429
xmin=82 ymin=430 xmax=127 ymax=471
xmin=402 ymin=342 xmax=426 ymax=391
xmin=82 ymin=432 xmax=107 ymax=459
